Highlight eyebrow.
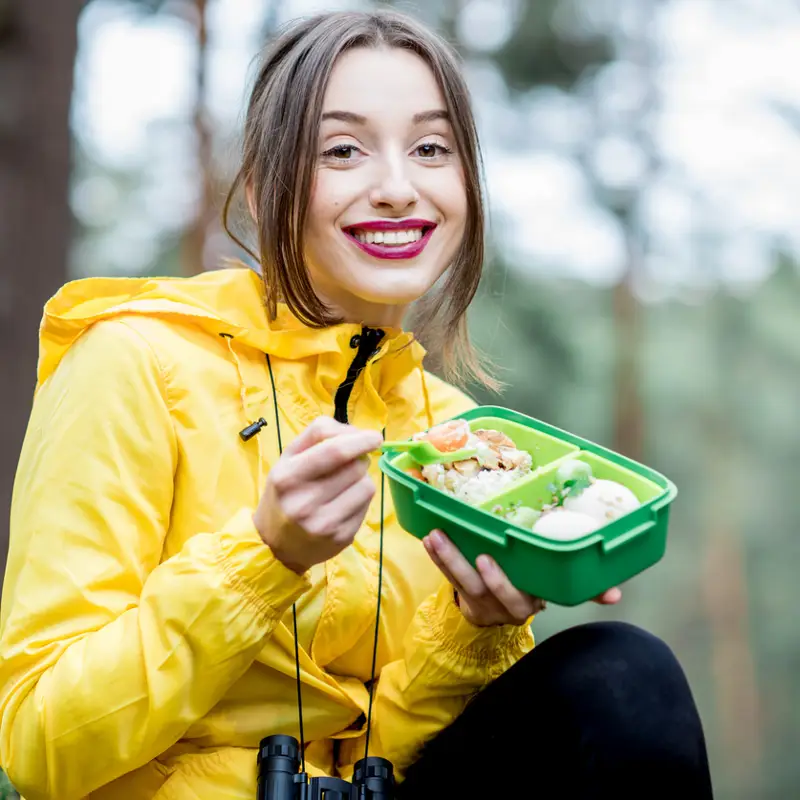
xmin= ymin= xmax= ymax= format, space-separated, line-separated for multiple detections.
xmin=320 ymin=109 xmax=450 ymax=125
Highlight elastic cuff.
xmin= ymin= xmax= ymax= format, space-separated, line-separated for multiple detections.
xmin=217 ymin=508 xmax=311 ymax=619
xmin=423 ymin=583 xmax=534 ymax=665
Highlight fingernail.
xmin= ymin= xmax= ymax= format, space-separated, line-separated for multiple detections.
xmin=430 ymin=530 xmax=444 ymax=549
xmin=477 ymin=555 xmax=495 ymax=574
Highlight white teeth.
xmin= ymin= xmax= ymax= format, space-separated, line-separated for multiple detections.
xmin=351 ymin=227 xmax=426 ymax=245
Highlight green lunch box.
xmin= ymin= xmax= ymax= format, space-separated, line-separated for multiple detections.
xmin=379 ymin=405 xmax=677 ymax=606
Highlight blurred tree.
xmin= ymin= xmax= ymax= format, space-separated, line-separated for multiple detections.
xmin=179 ymin=0 xmax=213 ymax=276
xmin=0 ymin=0 xmax=84 ymax=575
xmin=491 ymin=0 xmax=613 ymax=91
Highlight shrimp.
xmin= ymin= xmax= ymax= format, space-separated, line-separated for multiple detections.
xmin=421 ymin=419 xmax=470 ymax=453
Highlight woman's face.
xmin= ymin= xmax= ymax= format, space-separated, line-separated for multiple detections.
xmin=304 ymin=46 xmax=468 ymax=328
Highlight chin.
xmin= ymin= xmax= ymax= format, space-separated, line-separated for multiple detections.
xmin=352 ymin=275 xmax=439 ymax=307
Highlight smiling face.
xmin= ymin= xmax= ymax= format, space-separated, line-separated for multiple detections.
xmin=304 ymin=47 xmax=468 ymax=328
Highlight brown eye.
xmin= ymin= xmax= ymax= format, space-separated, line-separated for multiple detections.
xmin=414 ymin=142 xmax=451 ymax=159
xmin=322 ymin=144 xmax=360 ymax=161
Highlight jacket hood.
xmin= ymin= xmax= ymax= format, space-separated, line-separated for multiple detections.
xmin=38 ymin=267 xmax=425 ymax=388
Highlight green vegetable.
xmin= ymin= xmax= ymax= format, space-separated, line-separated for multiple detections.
xmin=555 ymin=459 xmax=593 ymax=486
xmin=550 ymin=459 xmax=593 ymax=504
xmin=507 ymin=505 xmax=541 ymax=529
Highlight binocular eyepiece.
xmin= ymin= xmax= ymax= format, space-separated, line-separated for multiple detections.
xmin=258 ymin=735 xmax=395 ymax=800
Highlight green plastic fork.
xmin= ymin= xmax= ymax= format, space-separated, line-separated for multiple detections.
xmin=380 ymin=440 xmax=477 ymax=466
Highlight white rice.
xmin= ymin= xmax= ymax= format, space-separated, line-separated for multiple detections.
xmin=421 ymin=455 xmax=532 ymax=505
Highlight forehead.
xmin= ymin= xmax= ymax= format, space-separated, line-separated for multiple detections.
xmin=322 ymin=47 xmax=446 ymax=118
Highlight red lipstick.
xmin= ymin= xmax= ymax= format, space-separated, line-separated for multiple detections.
xmin=342 ymin=219 xmax=437 ymax=261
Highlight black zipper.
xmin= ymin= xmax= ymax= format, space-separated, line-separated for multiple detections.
xmin=333 ymin=326 xmax=385 ymax=423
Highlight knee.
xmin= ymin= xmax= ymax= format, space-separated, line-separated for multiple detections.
xmin=567 ymin=620 xmax=677 ymax=664
xmin=534 ymin=621 xmax=688 ymax=702
xmin=547 ymin=622 xmax=700 ymax=728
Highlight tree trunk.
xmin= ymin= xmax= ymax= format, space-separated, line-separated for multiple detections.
xmin=610 ymin=1 xmax=660 ymax=462
xmin=180 ymin=0 xmax=213 ymax=276
xmin=612 ymin=252 xmax=645 ymax=461
xmin=0 ymin=0 xmax=81 ymax=578
xmin=702 ymin=297 xmax=762 ymax=798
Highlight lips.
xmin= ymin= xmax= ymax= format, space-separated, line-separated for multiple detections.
xmin=342 ymin=219 xmax=437 ymax=261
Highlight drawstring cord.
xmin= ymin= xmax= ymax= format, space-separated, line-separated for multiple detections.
xmin=221 ymin=334 xmax=264 ymax=495
xmin=364 ymin=449 xmax=385 ymax=762
xmin=264 ymin=353 xmax=308 ymax=774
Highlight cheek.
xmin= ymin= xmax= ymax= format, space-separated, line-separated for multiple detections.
xmin=434 ymin=169 xmax=468 ymax=231
xmin=308 ymin=171 xmax=359 ymax=228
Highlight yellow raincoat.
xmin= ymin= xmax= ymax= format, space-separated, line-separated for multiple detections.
xmin=0 ymin=268 xmax=533 ymax=800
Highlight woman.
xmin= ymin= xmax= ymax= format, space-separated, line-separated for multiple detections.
xmin=0 ymin=10 xmax=713 ymax=800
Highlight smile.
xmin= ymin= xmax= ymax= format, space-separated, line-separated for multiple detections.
xmin=342 ymin=219 xmax=437 ymax=260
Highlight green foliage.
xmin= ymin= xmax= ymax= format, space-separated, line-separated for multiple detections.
xmin=491 ymin=0 xmax=614 ymax=91
xmin=465 ymin=259 xmax=800 ymax=799
xmin=0 ymin=769 xmax=19 ymax=800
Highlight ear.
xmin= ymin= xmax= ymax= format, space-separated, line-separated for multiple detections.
xmin=245 ymin=179 xmax=257 ymax=221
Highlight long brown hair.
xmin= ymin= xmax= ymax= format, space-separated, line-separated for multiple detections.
xmin=223 ymin=9 xmax=495 ymax=388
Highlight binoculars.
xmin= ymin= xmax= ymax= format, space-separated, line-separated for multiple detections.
xmin=258 ymin=735 xmax=395 ymax=800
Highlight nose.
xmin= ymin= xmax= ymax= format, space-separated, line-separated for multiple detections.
xmin=369 ymin=155 xmax=419 ymax=211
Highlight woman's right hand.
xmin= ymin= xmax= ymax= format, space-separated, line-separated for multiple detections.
xmin=254 ymin=416 xmax=383 ymax=574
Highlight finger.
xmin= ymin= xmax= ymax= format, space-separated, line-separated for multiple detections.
xmin=475 ymin=555 xmax=539 ymax=622
xmin=280 ymin=429 xmax=382 ymax=486
xmin=423 ymin=536 xmax=470 ymax=596
xmin=426 ymin=530 xmax=486 ymax=597
xmin=280 ymin=457 xmax=370 ymax=520
xmin=309 ymin=455 xmax=371 ymax=506
xmin=305 ymin=475 xmax=375 ymax=534
xmin=283 ymin=416 xmax=349 ymax=456
xmin=333 ymin=505 xmax=374 ymax=546
xmin=592 ymin=587 xmax=622 ymax=605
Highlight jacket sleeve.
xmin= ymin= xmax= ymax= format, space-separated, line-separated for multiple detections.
xmin=0 ymin=320 xmax=309 ymax=800
xmin=347 ymin=582 xmax=534 ymax=780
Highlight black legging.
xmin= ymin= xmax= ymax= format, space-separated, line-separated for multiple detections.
xmin=397 ymin=621 xmax=713 ymax=799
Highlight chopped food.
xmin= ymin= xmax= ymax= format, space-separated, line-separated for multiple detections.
xmin=490 ymin=459 xmax=642 ymax=540
xmin=405 ymin=467 xmax=425 ymax=481
xmin=410 ymin=420 xmax=533 ymax=505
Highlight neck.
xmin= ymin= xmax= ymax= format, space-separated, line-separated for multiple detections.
xmin=316 ymin=288 xmax=409 ymax=330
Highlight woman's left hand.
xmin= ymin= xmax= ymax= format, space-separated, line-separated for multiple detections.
xmin=423 ymin=529 xmax=622 ymax=628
